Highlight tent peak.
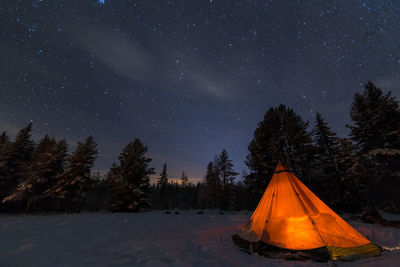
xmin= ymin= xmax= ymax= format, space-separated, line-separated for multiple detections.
xmin=274 ymin=160 xmax=290 ymax=173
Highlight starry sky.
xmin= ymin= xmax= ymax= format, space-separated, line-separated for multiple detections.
xmin=1 ymin=0 xmax=400 ymax=181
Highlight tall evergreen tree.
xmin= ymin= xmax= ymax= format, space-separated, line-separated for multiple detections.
xmin=180 ymin=170 xmax=189 ymax=186
xmin=10 ymin=123 xmax=35 ymax=166
xmin=0 ymin=132 xmax=12 ymax=212
xmin=0 ymin=132 xmax=8 ymax=148
xmin=218 ymin=149 xmax=238 ymax=187
xmin=154 ymin=162 xmax=169 ymax=209
xmin=107 ymin=139 xmax=155 ymax=212
xmin=311 ymin=113 xmax=340 ymax=206
xmin=0 ymin=124 xmax=34 ymax=206
xmin=335 ymin=138 xmax=357 ymax=208
xmin=119 ymin=139 xmax=154 ymax=191
xmin=45 ymin=136 xmax=97 ymax=212
xmin=105 ymin=163 xmax=129 ymax=212
xmin=347 ymin=81 xmax=400 ymax=152
xmin=245 ymin=104 xmax=314 ymax=208
xmin=345 ymin=81 xmax=400 ymax=212
xmin=178 ymin=170 xmax=190 ymax=209
xmin=204 ymin=161 xmax=220 ymax=209
xmin=3 ymin=135 xmax=68 ymax=213
xmin=217 ymin=149 xmax=238 ymax=210
xmin=336 ymin=138 xmax=354 ymax=170
xmin=157 ymin=162 xmax=168 ymax=187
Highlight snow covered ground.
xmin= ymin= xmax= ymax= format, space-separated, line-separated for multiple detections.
xmin=0 ymin=210 xmax=399 ymax=266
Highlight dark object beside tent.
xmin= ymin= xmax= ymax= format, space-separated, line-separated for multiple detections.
xmin=361 ymin=205 xmax=400 ymax=228
xmin=232 ymin=234 xmax=331 ymax=262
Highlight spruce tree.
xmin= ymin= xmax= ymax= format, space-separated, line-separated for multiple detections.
xmin=245 ymin=104 xmax=314 ymax=208
xmin=178 ymin=171 xmax=190 ymax=209
xmin=218 ymin=149 xmax=238 ymax=187
xmin=3 ymin=135 xmax=68 ymax=213
xmin=334 ymin=138 xmax=360 ymax=212
xmin=205 ymin=161 xmax=220 ymax=208
xmin=107 ymin=139 xmax=155 ymax=212
xmin=0 ymin=132 xmax=11 ymax=206
xmin=335 ymin=138 xmax=356 ymax=181
xmin=155 ymin=162 xmax=169 ymax=209
xmin=217 ymin=149 xmax=238 ymax=210
xmin=311 ymin=113 xmax=340 ymax=206
xmin=105 ymin=163 xmax=129 ymax=212
xmin=119 ymin=139 xmax=154 ymax=191
xmin=157 ymin=163 xmax=168 ymax=187
xmin=10 ymin=123 xmax=35 ymax=166
xmin=180 ymin=170 xmax=189 ymax=186
xmin=347 ymin=81 xmax=400 ymax=152
xmin=0 ymin=124 xmax=34 ymax=206
xmin=347 ymin=81 xmax=400 ymax=212
xmin=0 ymin=132 xmax=8 ymax=148
xmin=45 ymin=136 xmax=97 ymax=212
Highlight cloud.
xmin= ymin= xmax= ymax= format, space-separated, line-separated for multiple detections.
xmin=186 ymin=71 xmax=233 ymax=99
xmin=74 ymin=24 xmax=154 ymax=83
xmin=0 ymin=119 xmax=22 ymax=136
xmin=375 ymin=77 xmax=400 ymax=97
xmin=72 ymin=22 xmax=233 ymax=100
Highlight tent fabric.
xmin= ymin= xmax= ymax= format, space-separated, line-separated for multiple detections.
xmin=239 ymin=162 xmax=381 ymax=260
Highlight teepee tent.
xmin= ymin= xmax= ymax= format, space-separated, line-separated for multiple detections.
xmin=235 ymin=161 xmax=381 ymax=261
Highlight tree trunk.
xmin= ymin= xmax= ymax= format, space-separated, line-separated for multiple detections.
xmin=24 ymin=200 xmax=31 ymax=215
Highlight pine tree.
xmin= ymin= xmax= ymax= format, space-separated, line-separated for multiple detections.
xmin=334 ymin=138 xmax=358 ymax=211
xmin=346 ymin=81 xmax=400 ymax=212
xmin=231 ymin=181 xmax=248 ymax=211
xmin=180 ymin=170 xmax=189 ymax=186
xmin=245 ymin=104 xmax=314 ymax=208
xmin=311 ymin=113 xmax=340 ymax=206
xmin=0 ymin=132 xmax=8 ymax=148
xmin=335 ymin=138 xmax=355 ymax=176
xmin=177 ymin=171 xmax=190 ymax=209
xmin=217 ymin=149 xmax=238 ymax=210
xmin=0 ymin=132 xmax=11 ymax=211
xmin=218 ymin=149 xmax=238 ymax=187
xmin=10 ymin=123 xmax=35 ymax=166
xmin=106 ymin=163 xmax=131 ymax=212
xmin=0 ymin=132 xmax=10 ymax=190
xmin=3 ymin=135 xmax=68 ymax=213
xmin=204 ymin=161 xmax=220 ymax=208
xmin=45 ymin=136 xmax=97 ymax=212
xmin=155 ymin=162 xmax=169 ymax=209
xmin=107 ymin=139 xmax=155 ymax=212
xmin=0 ymin=124 xmax=34 ymax=206
xmin=119 ymin=139 xmax=154 ymax=191
xmin=347 ymin=81 xmax=400 ymax=153
xmin=158 ymin=163 xmax=168 ymax=187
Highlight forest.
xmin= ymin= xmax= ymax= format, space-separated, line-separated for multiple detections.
xmin=1 ymin=81 xmax=399 ymax=215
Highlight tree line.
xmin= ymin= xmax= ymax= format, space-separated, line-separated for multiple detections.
xmin=0 ymin=81 xmax=399 ymax=214
xmin=244 ymin=81 xmax=400 ymax=213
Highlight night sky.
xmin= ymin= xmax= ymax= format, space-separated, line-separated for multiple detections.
xmin=1 ymin=0 xmax=400 ymax=181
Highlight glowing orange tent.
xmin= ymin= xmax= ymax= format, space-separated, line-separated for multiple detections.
xmin=237 ymin=161 xmax=381 ymax=261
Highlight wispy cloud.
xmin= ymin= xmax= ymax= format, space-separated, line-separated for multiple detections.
xmin=0 ymin=118 xmax=22 ymax=136
xmin=72 ymin=22 xmax=233 ymax=100
xmin=185 ymin=69 xmax=233 ymax=99
xmin=375 ymin=77 xmax=400 ymax=97
xmin=74 ymin=23 xmax=154 ymax=83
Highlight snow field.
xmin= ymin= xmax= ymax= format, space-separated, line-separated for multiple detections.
xmin=0 ymin=211 xmax=399 ymax=266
